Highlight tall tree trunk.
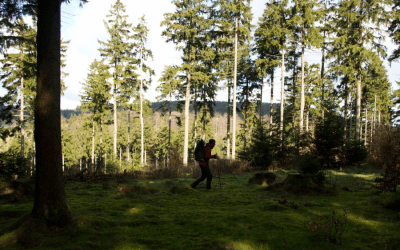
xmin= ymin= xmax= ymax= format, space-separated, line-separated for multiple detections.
xmin=202 ymin=95 xmax=206 ymax=140
xmin=32 ymin=0 xmax=72 ymax=225
xmin=127 ymin=110 xmax=130 ymax=162
xmin=92 ymin=121 xmax=95 ymax=165
xmin=168 ymin=94 xmax=172 ymax=167
xmin=20 ymin=76 xmax=24 ymax=158
xmin=140 ymin=47 xmax=144 ymax=165
xmin=292 ymin=55 xmax=297 ymax=130
xmin=232 ymin=15 xmax=238 ymax=160
xmin=280 ymin=48 xmax=285 ymax=142
xmin=364 ymin=108 xmax=368 ymax=146
xmin=344 ymin=83 xmax=348 ymax=142
xmin=356 ymin=75 xmax=361 ymax=141
xmin=349 ymin=94 xmax=352 ymax=141
xmin=270 ymin=69 xmax=274 ymax=133
xmin=194 ymin=85 xmax=198 ymax=141
xmin=260 ymin=79 xmax=263 ymax=122
xmin=300 ymin=32 xmax=305 ymax=133
xmin=373 ymin=94 xmax=376 ymax=136
xmin=100 ymin=118 xmax=103 ymax=172
xmin=321 ymin=31 xmax=326 ymax=122
xmin=183 ymin=72 xmax=191 ymax=166
xmin=227 ymin=83 xmax=231 ymax=159
xmin=113 ymin=74 xmax=117 ymax=159
xmin=244 ymin=80 xmax=249 ymax=152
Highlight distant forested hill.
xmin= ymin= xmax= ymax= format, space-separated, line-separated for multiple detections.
xmin=61 ymin=101 xmax=279 ymax=119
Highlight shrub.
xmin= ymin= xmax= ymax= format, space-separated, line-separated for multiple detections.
xmin=298 ymin=153 xmax=321 ymax=175
xmin=343 ymin=141 xmax=368 ymax=165
xmin=307 ymin=209 xmax=348 ymax=245
xmin=0 ymin=151 xmax=29 ymax=179
xmin=314 ymin=114 xmax=344 ymax=168
xmin=367 ymin=127 xmax=400 ymax=191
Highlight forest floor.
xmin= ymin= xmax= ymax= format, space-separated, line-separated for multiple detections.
xmin=0 ymin=163 xmax=399 ymax=250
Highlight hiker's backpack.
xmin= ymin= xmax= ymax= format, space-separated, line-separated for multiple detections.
xmin=194 ymin=139 xmax=205 ymax=162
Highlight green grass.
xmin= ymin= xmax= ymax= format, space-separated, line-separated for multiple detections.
xmin=1 ymin=164 xmax=399 ymax=250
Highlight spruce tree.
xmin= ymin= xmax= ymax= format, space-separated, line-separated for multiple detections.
xmin=131 ymin=15 xmax=154 ymax=165
xmin=290 ymin=0 xmax=321 ymax=133
xmin=79 ymin=59 xmax=111 ymax=172
xmin=213 ymin=0 xmax=252 ymax=159
xmin=255 ymin=0 xmax=291 ymax=143
xmin=157 ymin=65 xmax=182 ymax=166
xmin=329 ymin=0 xmax=389 ymax=141
xmin=162 ymin=0 xmax=211 ymax=165
xmin=98 ymin=0 xmax=134 ymax=159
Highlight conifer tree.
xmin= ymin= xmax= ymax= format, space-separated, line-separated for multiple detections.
xmin=291 ymin=0 xmax=321 ymax=133
xmin=79 ymin=59 xmax=111 ymax=171
xmin=0 ymin=19 xmax=36 ymax=153
xmin=255 ymin=0 xmax=291 ymax=142
xmin=389 ymin=0 xmax=400 ymax=62
xmin=162 ymin=0 xmax=211 ymax=165
xmin=329 ymin=0 xmax=389 ymax=141
xmin=98 ymin=0 xmax=134 ymax=159
xmin=0 ymin=0 xmax=88 ymax=225
xmin=157 ymin=65 xmax=182 ymax=166
xmin=213 ymin=0 xmax=252 ymax=159
xmin=131 ymin=15 xmax=154 ymax=165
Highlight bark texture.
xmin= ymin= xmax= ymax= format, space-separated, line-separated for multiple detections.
xmin=32 ymin=0 xmax=72 ymax=226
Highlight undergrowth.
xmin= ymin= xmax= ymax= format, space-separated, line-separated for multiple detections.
xmin=0 ymin=163 xmax=399 ymax=250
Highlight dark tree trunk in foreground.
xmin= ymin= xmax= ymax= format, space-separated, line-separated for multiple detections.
xmin=32 ymin=0 xmax=72 ymax=225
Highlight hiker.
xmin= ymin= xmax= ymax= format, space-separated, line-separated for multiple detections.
xmin=191 ymin=139 xmax=218 ymax=189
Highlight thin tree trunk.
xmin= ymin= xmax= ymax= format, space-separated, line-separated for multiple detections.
xmin=364 ymin=108 xmax=368 ymax=146
xmin=32 ymin=0 xmax=72 ymax=225
xmin=260 ymin=79 xmax=263 ymax=122
xmin=349 ymin=94 xmax=352 ymax=141
xmin=270 ymin=69 xmax=274 ymax=133
xmin=100 ymin=118 xmax=103 ymax=172
xmin=92 ymin=121 xmax=95 ymax=165
xmin=292 ymin=55 xmax=297 ymax=130
xmin=280 ymin=48 xmax=285 ymax=141
xmin=127 ymin=110 xmax=130 ymax=162
xmin=300 ymin=31 xmax=305 ymax=134
xmin=183 ymin=72 xmax=191 ymax=166
xmin=232 ymin=15 xmax=238 ymax=160
xmin=194 ymin=85 xmax=198 ymax=142
xmin=344 ymin=83 xmax=348 ymax=142
xmin=202 ymin=98 xmax=206 ymax=140
xmin=20 ymin=76 xmax=24 ymax=158
xmin=356 ymin=75 xmax=361 ymax=141
xmin=168 ymin=94 xmax=172 ymax=167
xmin=140 ymin=47 xmax=144 ymax=165
xmin=227 ymin=83 xmax=231 ymax=159
xmin=373 ymin=94 xmax=376 ymax=135
xmin=321 ymin=31 xmax=326 ymax=122
xmin=113 ymin=72 xmax=117 ymax=159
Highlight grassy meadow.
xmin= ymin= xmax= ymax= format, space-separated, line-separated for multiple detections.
xmin=0 ymin=163 xmax=399 ymax=250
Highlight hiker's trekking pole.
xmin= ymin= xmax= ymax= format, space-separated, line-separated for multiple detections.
xmin=218 ymin=159 xmax=241 ymax=184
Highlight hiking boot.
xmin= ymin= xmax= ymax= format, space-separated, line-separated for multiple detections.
xmin=206 ymin=186 xmax=212 ymax=190
xmin=190 ymin=183 xmax=197 ymax=189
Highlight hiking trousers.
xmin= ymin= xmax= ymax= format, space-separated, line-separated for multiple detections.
xmin=192 ymin=164 xmax=213 ymax=189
